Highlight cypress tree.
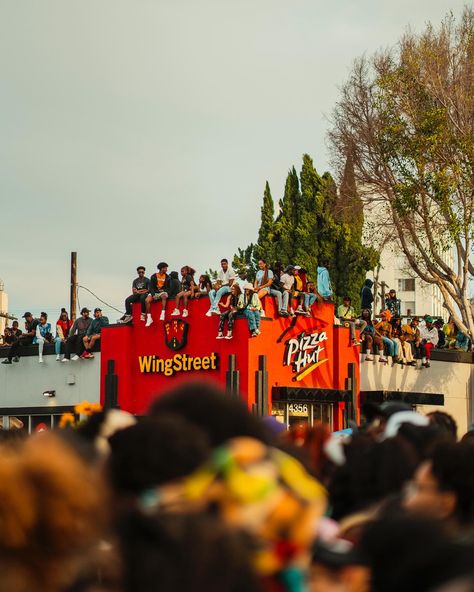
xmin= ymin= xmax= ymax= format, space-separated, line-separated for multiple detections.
xmin=254 ymin=182 xmax=276 ymax=265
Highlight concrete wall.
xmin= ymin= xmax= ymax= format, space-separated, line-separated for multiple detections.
xmin=0 ymin=289 xmax=8 ymax=335
xmin=0 ymin=352 xmax=100 ymax=409
xmin=360 ymin=359 xmax=474 ymax=437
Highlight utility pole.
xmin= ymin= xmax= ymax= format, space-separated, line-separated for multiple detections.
xmin=70 ymin=252 xmax=77 ymax=321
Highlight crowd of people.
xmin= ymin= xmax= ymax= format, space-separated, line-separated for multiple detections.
xmin=118 ymin=258 xmax=333 ymax=339
xmin=0 ymin=380 xmax=473 ymax=592
xmin=1 ymin=258 xmax=471 ymax=363
xmin=1 ymin=307 xmax=109 ymax=364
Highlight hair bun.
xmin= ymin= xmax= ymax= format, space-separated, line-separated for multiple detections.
xmin=61 ymin=308 xmax=66 ymax=313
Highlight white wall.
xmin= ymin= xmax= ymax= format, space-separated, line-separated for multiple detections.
xmin=361 ymin=359 xmax=473 ymax=437
xmin=0 ymin=352 xmax=100 ymax=409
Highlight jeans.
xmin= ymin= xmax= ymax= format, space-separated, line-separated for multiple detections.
xmin=55 ymin=337 xmax=64 ymax=355
xmin=304 ymin=293 xmax=318 ymax=309
xmin=64 ymin=334 xmax=85 ymax=359
xmin=125 ymin=292 xmax=148 ymax=314
xmin=382 ymin=336 xmax=399 ymax=357
xmin=281 ymin=291 xmax=290 ymax=311
xmin=270 ymin=289 xmax=283 ymax=311
xmin=340 ymin=319 xmax=367 ymax=341
xmin=209 ymin=286 xmax=230 ymax=310
xmin=7 ymin=336 xmax=33 ymax=361
xmin=244 ymin=309 xmax=261 ymax=332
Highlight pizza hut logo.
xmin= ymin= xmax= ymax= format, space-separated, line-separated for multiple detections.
xmin=164 ymin=319 xmax=189 ymax=351
xmin=284 ymin=330 xmax=329 ymax=382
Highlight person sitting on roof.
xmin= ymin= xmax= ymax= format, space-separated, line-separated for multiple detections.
xmin=384 ymin=289 xmax=401 ymax=316
xmin=145 ymin=262 xmax=171 ymax=326
xmin=217 ymin=284 xmax=241 ymax=340
xmin=238 ymin=283 xmax=262 ymax=337
xmin=2 ymin=312 xmax=39 ymax=365
xmin=35 ymin=312 xmax=53 ymax=364
xmin=279 ymin=265 xmax=296 ymax=317
xmin=419 ymin=316 xmax=438 ymax=368
xmin=337 ymin=296 xmax=366 ymax=347
xmin=253 ymin=259 xmax=273 ymax=318
xmin=121 ymin=266 xmax=150 ymax=324
xmin=171 ymin=266 xmax=196 ymax=318
xmin=206 ymin=259 xmax=236 ymax=317
xmin=81 ymin=308 xmax=109 ymax=359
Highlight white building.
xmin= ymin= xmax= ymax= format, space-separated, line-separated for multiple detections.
xmin=0 ymin=280 xmax=8 ymax=335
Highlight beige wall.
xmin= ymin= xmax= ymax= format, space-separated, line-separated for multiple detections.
xmin=360 ymin=359 xmax=474 ymax=437
xmin=0 ymin=290 xmax=8 ymax=335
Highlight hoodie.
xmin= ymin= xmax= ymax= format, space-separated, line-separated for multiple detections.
xmin=361 ymin=279 xmax=374 ymax=310
xmin=168 ymin=271 xmax=181 ymax=299
xmin=317 ymin=266 xmax=333 ymax=299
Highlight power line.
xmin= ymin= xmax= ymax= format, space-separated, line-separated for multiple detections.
xmin=77 ymin=285 xmax=124 ymax=314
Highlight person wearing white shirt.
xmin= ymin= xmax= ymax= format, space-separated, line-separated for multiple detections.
xmin=207 ymin=258 xmax=236 ymax=316
xmin=279 ymin=266 xmax=295 ymax=316
xmin=419 ymin=316 xmax=438 ymax=368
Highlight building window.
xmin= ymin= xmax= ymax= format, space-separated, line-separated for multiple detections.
xmin=398 ymin=278 xmax=415 ymax=292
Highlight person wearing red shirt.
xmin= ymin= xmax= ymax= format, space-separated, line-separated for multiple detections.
xmin=55 ymin=308 xmax=73 ymax=361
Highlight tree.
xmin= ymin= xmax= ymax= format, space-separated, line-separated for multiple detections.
xmin=329 ymin=8 xmax=474 ymax=338
xmin=254 ymin=182 xmax=276 ymax=265
xmin=234 ymin=154 xmax=377 ymax=309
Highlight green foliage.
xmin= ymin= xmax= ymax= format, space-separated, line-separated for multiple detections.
xmin=234 ymin=154 xmax=378 ymax=311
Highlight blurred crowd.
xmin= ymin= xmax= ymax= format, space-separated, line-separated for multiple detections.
xmin=0 ymin=381 xmax=473 ymax=592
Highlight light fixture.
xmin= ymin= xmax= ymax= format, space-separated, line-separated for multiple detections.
xmin=43 ymin=390 xmax=56 ymax=398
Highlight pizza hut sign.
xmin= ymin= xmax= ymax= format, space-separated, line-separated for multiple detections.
xmin=284 ymin=330 xmax=329 ymax=382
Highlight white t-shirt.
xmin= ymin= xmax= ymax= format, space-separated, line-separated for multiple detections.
xmin=218 ymin=267 xmax=236 ymax=286
xmin=255 ymin=269 xmax=274 ymax=287
xmin=420 ymin=326 xmax=439 ymax=346
xmin=280 ymin=273 xmax=294 ymax=291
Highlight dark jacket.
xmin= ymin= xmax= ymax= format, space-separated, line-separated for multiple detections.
xmin=149 ymin=273 xmax=172 ymax=296
xmin=168 ymin=272 xmax=181 ymax=299
xmin=361 ymin=279 xmax=374 ymax=310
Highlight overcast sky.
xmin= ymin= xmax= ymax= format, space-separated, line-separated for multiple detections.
xmin=1 ymin=0 xmax=465 ymax=320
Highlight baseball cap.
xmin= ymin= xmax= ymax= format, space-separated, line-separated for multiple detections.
xmin=244 ymin=282 xmax=254 ymax=291
xmin=22 ymin=312 xmax=32 ymax=318
xmin=425 ymin=315 xmax=433 ymax=323
xmin=81 ymin=307 xmax=90 ymax=314
xmin=94 ymin=307 xmax=102 ymax=313
xmin=293 ymin=265 xmax=301 ymax=270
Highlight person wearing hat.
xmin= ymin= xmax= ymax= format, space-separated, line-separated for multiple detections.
xmin=237 ymin=283 xmax=262 ymax=337
xmin=81 ymin=308 xmax=109 ymax=359
xmin=145 ymin=262 xmax=171 ymax=326
xmin=374 ymin=310 xmax=400 ymax=364
xmin=62 ymin=307 xmax=92 ymax=362
xmin=384 ymin=288 xmax=401 ymax=316
xmin=419 ymin=315 xmax=438 ymax=368
xmin=1 ymin=312 xmax=39 ymax=364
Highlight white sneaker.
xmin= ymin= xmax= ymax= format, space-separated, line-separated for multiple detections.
xmin=171 ymin=308 xmax=180 ymax=317
xmin=296 ymin=306 xmax=304 ymax=314
xmin=39 ymin=357 xmax=43 ymax=364
xmin=182 ymin=309 xmax=188 ymax=318
xmin=160 ymin=311 xmax=165 ymax=321
xmin=61 ymin=358 xmax=70 ymax=363
xmin=211 ymin=309 xmax=220 ymax=315
xmin=56 ymin=354 xmax=61 ymax=361
xmin=365 ymin=355 xmax=374 ymax=362
xmin=260 ymin=310 xmax=265 ymax=317
xmin=225 ymin=333 xmax=233 ymax=340
xmin=71 ymin=355 xmax=80 ymax=361
xmin=145 ymin=315 xmax=153 ymax=327
xmin=206 ymin=309 xmax=213 ymax=317
xmin=255 ymin=328 xmax=261 ymax=335
xmin=216 ymin=333 xmax=225 ymax=340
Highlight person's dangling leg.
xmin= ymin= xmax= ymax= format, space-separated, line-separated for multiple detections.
xmin=37 ymin=337 xmax=45 ymax=363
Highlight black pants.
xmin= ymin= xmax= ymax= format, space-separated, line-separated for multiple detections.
xmin=125 ymin=293 xmax=147 ymax=315
xmin=218 ymin=310 xmax=237 ymax=334
xmin=7 ymin=336 xmax=33 ymax=361
xmin=412 ymin=341 xmax=426 ymax=360
xmin=64 ymin=334 xmax=85 ymax=359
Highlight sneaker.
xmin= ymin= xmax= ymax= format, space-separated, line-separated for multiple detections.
xmin=216 ymin=333 xmax=225 ymax=340
xmin=304 ymin=311 xmax=311 ymax=317
xmin=289 ymin=309 xmax=295 ymax=317
xmin=71 ymin=355 xmax=80 ymax=361
xmin=1 ymin=359 xmax=12 ymax=364
xmin=379 ymin=356 xmax=388 ymax=364
xmin=56 ymin=354 xmax=61 ymax=361
xmin=407 ymin=361 xmax=416 ymax=366
xmin=422 ymin=361 xmax=430 ymax=368
xmin=13 ymin=357 xmax=19 ymax=362
xmin=295 ymin=306 xmax=304 ymax=314
xmin=61 ymin=358 xmax=70 ymax=363
xmin=38 ymin=357 xmax=43 ymax=364
xmin=352 ymin=340 xmax=361 ymax=346
xmin=120 ymin=314 xmax=132 ymax=324
xmin=279 ymin=310 xmax=289 ymax=317
xmin=206 ymin=309 xmax=213 ymax=317
xmin=171 ymin=308 xmax=180 ymax=317
xmin=182 ymin=309 xmax=188 ymax=318
xmin=159 ymin=311 xmax=165 ymax=321
xmin=211 ymin=309 xmax=220 ymax=316
xmin=260 ymin=310 xmax=265 ymax=317
xmin=251 ymin=331 xmax=258 ymax=337
xmin=140 ymin=313 xmax=146 ymax=321
xmin=365 ymin=355 xmax=374 ymax=361
xmin=225 ymin=332 xmax=233 ymax=340
xmin=80 ymin=351 xmax=89 ymax=359
xmin=254 ymin=329 xmax=260 ymax=335
xmin=145 ymin=315 xmax=153 ymax=327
